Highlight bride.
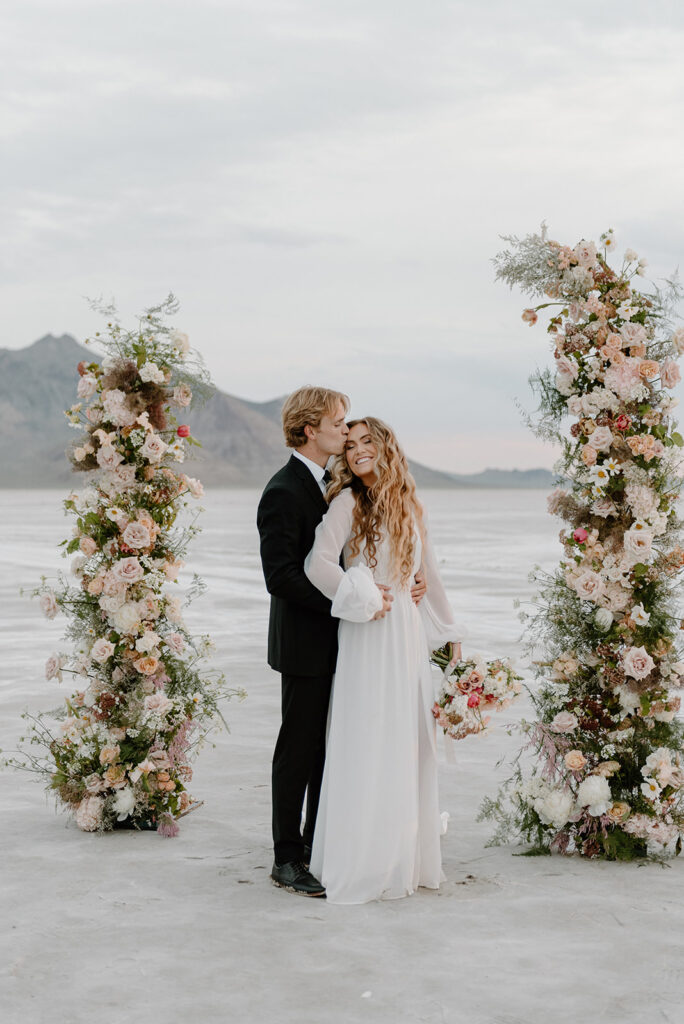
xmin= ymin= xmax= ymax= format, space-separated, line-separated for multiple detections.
xmin=304 ymin=417 xmax=464 ymax=904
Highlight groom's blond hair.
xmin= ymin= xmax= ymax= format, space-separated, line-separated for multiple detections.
xmin=282 ymin=386 xmax=350 ymax=448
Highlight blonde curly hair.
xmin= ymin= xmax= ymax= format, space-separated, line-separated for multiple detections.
xmin=327 ymin=417 xmax=424 ymax=584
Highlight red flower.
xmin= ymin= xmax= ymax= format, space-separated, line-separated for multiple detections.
xmin=467 ymin=693 xmax=481 ymax=708
xmin=615 ymin=414 xmax=631 ymax=431
xmin=177 ymin=425 xmax=190 ymax=437
xmin=573 ymin=528 xmax=588 ymax=543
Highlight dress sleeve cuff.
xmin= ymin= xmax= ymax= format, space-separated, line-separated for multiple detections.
xmin=331 ymin=565 xmax=384 ymax=622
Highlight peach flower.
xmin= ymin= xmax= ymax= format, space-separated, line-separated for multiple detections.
xmin=564 ymin=750 xmax=587 ymax=771
xmin=135 ymin=655 xmax=160 ymax=676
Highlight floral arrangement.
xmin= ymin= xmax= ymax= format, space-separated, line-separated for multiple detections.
xmin=7 ymin=296 xmax=243 ymax=836
xmin=480 ymin=228 xmax=684 ymax=860
xmin=431 ymin=647 xmax=523 ymax=740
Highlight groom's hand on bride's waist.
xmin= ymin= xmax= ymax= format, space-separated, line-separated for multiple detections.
xmin=372 ymin=584 xmax=394 ymax=620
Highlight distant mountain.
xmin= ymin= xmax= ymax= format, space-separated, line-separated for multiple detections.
xmin=0 ymin=335 xmax=553 ymax=488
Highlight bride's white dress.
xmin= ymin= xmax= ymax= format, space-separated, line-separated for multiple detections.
xmin=304 ymin=488 xmax=461 ymax=905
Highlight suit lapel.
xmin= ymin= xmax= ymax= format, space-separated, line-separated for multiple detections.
xmin=289 ymin=455 xmax=328 ymax=514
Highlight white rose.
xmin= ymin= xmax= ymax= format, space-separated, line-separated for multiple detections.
xmin=573 ymin=241 xmax=598 ymax=268
xmin=110 ymin=602 xmax=142 ymax=636
xmin=576 ymin=775 xmax=611 ymax=816
xmin=135 ymin=630 xmax=160 ymax=653
xmin=139 ymin=361 xmax=166 ymax=384
xmin=623 ymin=528 xmax=653 ymax=562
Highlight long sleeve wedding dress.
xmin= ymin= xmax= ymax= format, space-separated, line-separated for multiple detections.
xmin=304 ymin=488 xmax=462 ymax=905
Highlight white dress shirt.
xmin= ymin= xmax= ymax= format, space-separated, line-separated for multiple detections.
xmin=293 ymin=450 xmax=328 ymax=493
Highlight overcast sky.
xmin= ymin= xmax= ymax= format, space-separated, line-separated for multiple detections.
xmin=2 ymin=0 xmax=684 ymax=472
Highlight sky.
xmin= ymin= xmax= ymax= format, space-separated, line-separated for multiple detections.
xmin=2 ymin=0 xmax=684 ymax=472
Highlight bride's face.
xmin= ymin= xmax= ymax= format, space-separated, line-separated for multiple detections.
xmin=345 ymin=422 xmax=379 ymax=483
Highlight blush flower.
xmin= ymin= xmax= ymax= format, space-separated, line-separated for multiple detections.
xmin=623 ymin=646 xmax=655 ymax=680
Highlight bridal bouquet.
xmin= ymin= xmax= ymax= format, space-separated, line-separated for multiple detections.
xmin=9 ymin=296 xmax=243 ymax=836
xmin=481 ymin=228 xmax=684 ymax=860
xmin=431 ymin=647 xmax=522 ymax=740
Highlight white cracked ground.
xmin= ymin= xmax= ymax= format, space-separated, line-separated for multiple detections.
xmin=1 ymin=490 xmax=681 ymax=1024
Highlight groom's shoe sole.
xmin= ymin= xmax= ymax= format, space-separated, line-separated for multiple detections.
xmin=271 ymin=878 xmax=326 ymax=898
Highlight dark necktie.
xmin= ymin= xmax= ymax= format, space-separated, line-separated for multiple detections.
xmin=322 ymin=469 xmax=332 ymax=485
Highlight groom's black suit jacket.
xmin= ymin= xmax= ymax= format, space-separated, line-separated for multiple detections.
xmin=257 ymin=455 xmax=339 ymax=677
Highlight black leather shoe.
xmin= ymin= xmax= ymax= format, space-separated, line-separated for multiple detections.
xmin=271 ymin=861 xmax=325 ymax=897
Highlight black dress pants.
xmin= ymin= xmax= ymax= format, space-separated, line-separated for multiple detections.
xmin=272 ymin=672 xmax=333 ymax=865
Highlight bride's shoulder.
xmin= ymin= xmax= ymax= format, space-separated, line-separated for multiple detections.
xmin=327 ymin=487 xmax=356 ymax=512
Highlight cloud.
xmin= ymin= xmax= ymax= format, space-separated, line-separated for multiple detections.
xmin=1 ymin=0 xmax=683 ymax=469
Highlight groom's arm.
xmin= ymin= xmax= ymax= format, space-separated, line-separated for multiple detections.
xmin=257 ymin=486 xmax=333 ymax=614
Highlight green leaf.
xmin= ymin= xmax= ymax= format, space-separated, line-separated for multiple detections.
xmin=671 ymin=432 xmax=683 ymax=448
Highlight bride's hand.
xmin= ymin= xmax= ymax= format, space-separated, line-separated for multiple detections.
xmin=372 ymin=584 xmax=393 ymax=620
xmin=448 ymin=641 xmax=462 ymax=666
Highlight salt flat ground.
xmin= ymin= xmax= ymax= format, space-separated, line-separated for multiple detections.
xmin=1 ymin=489 xmax=682 ymax=1024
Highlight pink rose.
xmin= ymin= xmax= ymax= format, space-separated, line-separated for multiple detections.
xmin=45 ymin=653 xmax=64 ymax=681
xmin=623 ymin=646 xmax=655 ymax=680
xmin=39 ymin=591 xmax=59 ymax=619
xmin=177 ymin=424 xmax=190 ymax=438
xmin=573 ymin=570 xmax=605 ymax=602
xmin=573 ymin=528 xmax=588 ymax=544
xmin=91 ymin=638 xmax=115 ymax=663
xmin=79 ymin=536 xmax=98 ymax=556
xmin=112 ymin=557 xmax=145 ymax=585
xmin=467 ymin=692 xmax=481 ymax=708
xmin=556 ymin=355 xmax=579 ymax=380
xmin=182 ymin=475 xmax=204 ymax=499
xmin=144 ymin=692 xmax=174 ymax=716
xmin=549 ymin=711 xmax=579 ymax=733
xmin=619 ymin=323 xmax=647 ymax=347
xmin=96 ymin=445 xmax=124 ymax=471
xmin=77 ymin=374 xmax=98 ymax=399
xmin=590 ymin=426 xmax=613 ymax=452
xmin=615 ymin=414 xmax=631 ymax=431
xmin=581 ymin=445 xmax=598 ymax=467
xmin=122 ymin=521 xmax=152 ymax=550
xmin=660 ymin=359 xmax=681 ymax=389
xmin=172 ymin=384 xmax=192 ymax=407
xmin=164 ymin=632 xmax=185 ymax=654
xmin=141 ymin=433 xmax=168 ymax=464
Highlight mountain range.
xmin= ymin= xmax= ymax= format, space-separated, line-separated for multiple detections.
xmin=0 ymin=335 xmax=554 ymax=489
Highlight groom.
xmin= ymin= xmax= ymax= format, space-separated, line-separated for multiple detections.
xmin=257 ymin=386 xmax=422 ymax=897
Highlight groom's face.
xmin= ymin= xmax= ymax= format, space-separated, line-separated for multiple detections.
xmin=314 ymin=400 xmax=349 ymax=457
